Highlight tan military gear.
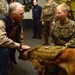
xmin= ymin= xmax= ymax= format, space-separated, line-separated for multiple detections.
xmin=43 ymin=1 xmax=56 ymax=16
xmin=30 ymin=45 xmax=66 ymax=60
xmin=20 ymin=45 xmax=66 ymax=72
xmin=54 ymin=0 xmax=60 ymax=4
xmin=41 ymin=0 xmax=58 ymax=21
xmin=22 ymin=45 xmax=66 ymax=61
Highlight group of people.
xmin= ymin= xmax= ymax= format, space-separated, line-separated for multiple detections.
xmin=32 ymin=0 xmax=75 ymax=74
xmin=32 ymin=0 xmax=75 ymax=44
xmin=32 ymin=0 xmax=58 ymax=42
xmin=0 ymin=0 xmax=75 ymax=75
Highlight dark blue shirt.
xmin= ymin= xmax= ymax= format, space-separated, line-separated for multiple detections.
xmin=32 ymin=4 xmax=42 ymax=19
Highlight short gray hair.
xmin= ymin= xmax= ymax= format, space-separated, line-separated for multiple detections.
xmin=9 ymin=2 xmax=24 ymax=14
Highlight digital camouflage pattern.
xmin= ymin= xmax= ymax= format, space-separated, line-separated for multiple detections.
xmin=41 ymin=0 xmax=58 ymax=44
xmin=54 ymin=0 xmax=60 ymax=4
xmin=0 ymin=0 xmax=8 ymax=14
xmin=50 ymin=19 xmax=75 ymax=47
xmin=42 ymin=21 xmax=50 ymax=43
xmin=41 ymin=0 xmax=58 ymax=21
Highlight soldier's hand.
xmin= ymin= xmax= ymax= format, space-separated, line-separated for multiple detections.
xmin=52 ymin=21 xmax=55 ymax=25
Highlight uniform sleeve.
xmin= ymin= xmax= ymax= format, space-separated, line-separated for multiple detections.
xmin=49 ymin=24 xmax=56 ymax=45
xmin=65 ymin=22 xmax=75 ymax=48
xmin=0 ymin=20 xmax=20 ymax=49
xmin=52 ymin=2 xmax=58 ymax=22
xmin=41 ymin=6 xmax=44 ymax=21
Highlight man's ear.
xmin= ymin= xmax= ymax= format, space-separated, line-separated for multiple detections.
xmin=11 ymin=11 xmax=15 ymax=17
xmin=10 ymin=11 xmax=16 ymax=19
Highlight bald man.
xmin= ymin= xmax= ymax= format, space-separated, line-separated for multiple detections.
xmin=0 ymin=2 xmax=30 ymax=75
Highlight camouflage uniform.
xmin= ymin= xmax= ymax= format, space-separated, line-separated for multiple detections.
xmin=54 ymin=0 xmax=70 ymax=4
xmin=41 ymin=0 xmax=58 ymax=45
xmin=54 ymin=0 xmax=61 ymax=4
xmin=0 ymin=0 xmax=8 ymax=14
xmin=66 ymin=1 xmax=74 ymax=20
xmin=50 ymin=19 xmax=75 ymax=47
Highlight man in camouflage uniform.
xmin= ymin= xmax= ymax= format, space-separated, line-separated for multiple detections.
xmin=50 ymin=3 xmax=75 ymax=48
xmin=41 ymin=0 xmax=58 ymax=45
xmin=0 ymin=0 xmax=8 ymax=14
